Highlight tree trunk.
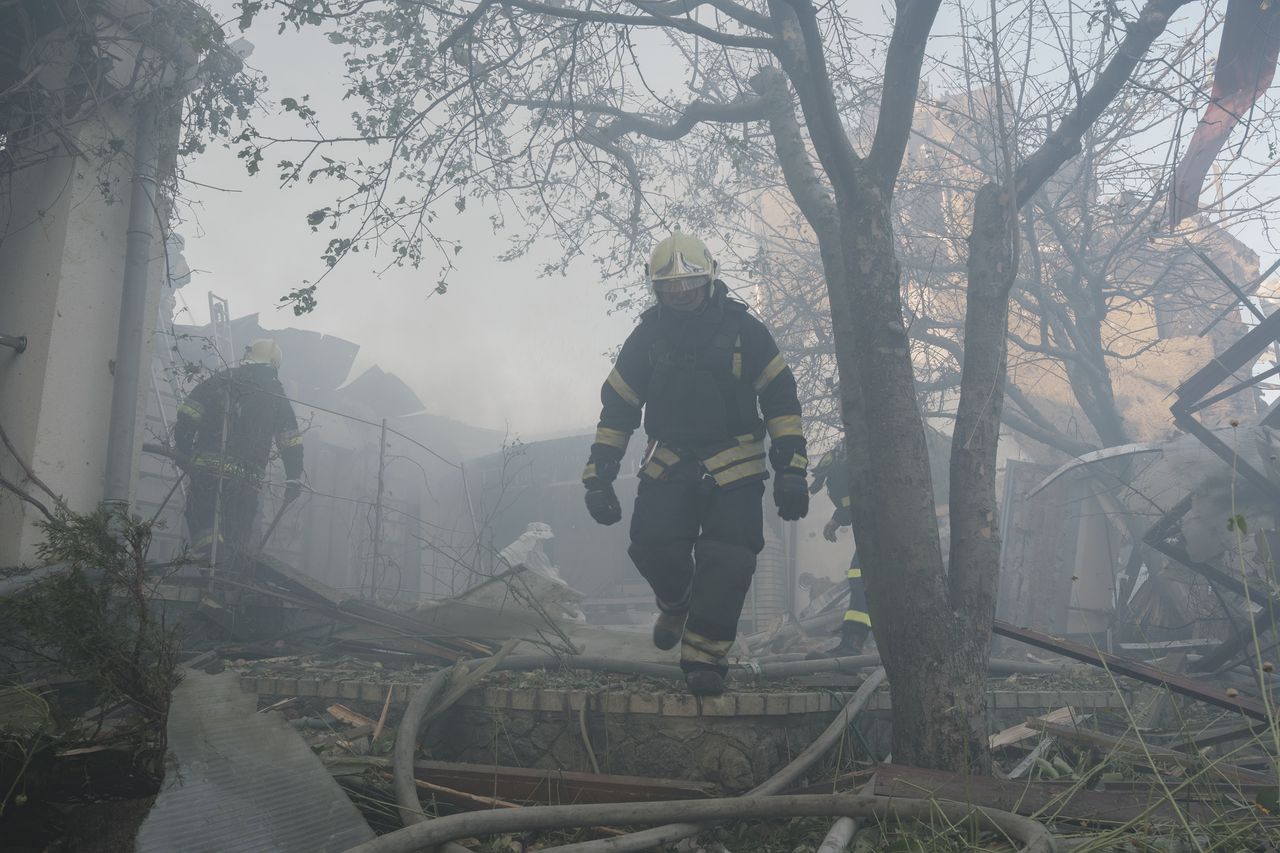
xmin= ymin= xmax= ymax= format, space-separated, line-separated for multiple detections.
xmin=834 ymin=176 xmax=981 ymax=770
xmin=763 ymin=0 xmax=1185 ymax=776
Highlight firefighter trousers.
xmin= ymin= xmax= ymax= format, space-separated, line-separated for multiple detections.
xmin=843 ymin=551 xmax=871 ymax=641
xmin=628 ymin=460 xmax=764 ymax=675
xmin=185 ymin=471 xmax=261 ymax=573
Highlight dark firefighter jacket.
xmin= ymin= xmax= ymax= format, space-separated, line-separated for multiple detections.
xmin=175 ymin=363 xmax=304 ymax=483
xmin=811 ymin=444 xmax=852 ymax=526
xmin=584 ymin=280 xmax=806 ymax=489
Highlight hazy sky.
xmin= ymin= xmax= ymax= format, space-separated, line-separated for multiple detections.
xmin=177 ymin=1 xmax=1270 ymax=441
xmin=179 ymin=4 xmax=636 ymax=439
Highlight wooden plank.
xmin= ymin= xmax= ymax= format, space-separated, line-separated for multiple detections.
xmin=989 ymin=708 xmax=1085 ymax=750
xmin=992 ymin=620 xmax=1270 ymax=720
xmin=873 ymin=764 xmax=1221 ymax=824
xmin=328 ymin=703 xmax=377 ymax=728
xmin=1025 ymin=719 xmax=1275 ymax=787
xmin=372 ymin=686 xmax=393 ymax=742
xmin=412 ymin=759 xmax=716 ymax=805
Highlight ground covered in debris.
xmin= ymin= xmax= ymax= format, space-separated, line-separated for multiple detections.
xmin=223 ymin=648 xmax=1280 ymax=852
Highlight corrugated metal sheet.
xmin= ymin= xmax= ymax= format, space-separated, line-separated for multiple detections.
xmin=136 ymin=669 xmax=374 ymax=853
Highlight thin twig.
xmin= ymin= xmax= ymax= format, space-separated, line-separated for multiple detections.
xmin=0 ymin=419 xmax=69 ymax=514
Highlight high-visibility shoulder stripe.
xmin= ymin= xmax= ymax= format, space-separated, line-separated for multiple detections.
xmin=178 ymin=401 xmax=204 ymax=422
xmin=607 ymin=368 xmax=642 ymax=407
xmin=753 ymin=353 xmax=787 ymax=392
xmin=846 ymin=568 xmax=862 ymax=580
xmin=594 ymin=426 xmax=630 ymax=450
xmin=766 ymin=414 xmax=803 ymax=440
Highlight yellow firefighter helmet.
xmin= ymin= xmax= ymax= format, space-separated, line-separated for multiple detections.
xmin=647 ymin=230 xmax=717 ymax=310
xmin=243 ymin=339 xmax=282 ymax=369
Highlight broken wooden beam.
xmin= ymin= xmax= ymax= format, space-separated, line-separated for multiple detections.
xmin=408 ymin=776 xmax=519 ymax=810
xmin=328 ymin=703 xmax=378 ymax=728
xmin=1025 ymin=718 xmax=1275 ymax=787
xmin=1165 ymin=722 xmax=1272 ymax=752
xmin=412 ymin=759 xmax=717 ymax=806
xmin=397 ymin=774 xmax=626 ymax=838
xmin=989 ymin=708 xmax=1087 ymax=751
xmin=873 ymin=763 xmax=1223 ymax=823
xmin=992 ymin=620 xmax=1270 ymax=721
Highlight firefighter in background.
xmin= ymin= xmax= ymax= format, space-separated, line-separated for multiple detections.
xmin=175 ymin=339 xmax=305 ymax=570
xmin=582 ymin=231 xmax=809 ymax=697
xmin=810 ymin=443 xmax=872 ymax=656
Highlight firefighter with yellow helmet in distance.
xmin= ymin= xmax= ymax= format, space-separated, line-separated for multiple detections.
xmin=582 ymin=231 xmax=809 ymax=697
xmin=175 ymin=339 xmax=305 ymax=573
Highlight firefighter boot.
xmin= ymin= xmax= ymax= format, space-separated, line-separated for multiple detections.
xmin=830 ymin=621 xmax=869 ymax=657
xmin=685 ymin=668 xmax=725 ymax=697
xmin=807 ymin=621 xmax=869 ymax=659
xmin=652 ymin=605 xmax=689 ymax=651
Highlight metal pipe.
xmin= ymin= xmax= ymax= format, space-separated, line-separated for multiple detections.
xmin=102 ymin=98 xmax=160 ymax=511
xmin=0 ymin=335 xmax=26 ymax=353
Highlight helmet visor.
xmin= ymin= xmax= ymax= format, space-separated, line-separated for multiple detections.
xmin=653 ymin=274 xmax=711 ymax=295
xmin=653 ymin=275 xmax=711 ymax=310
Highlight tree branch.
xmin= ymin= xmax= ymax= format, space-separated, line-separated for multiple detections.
xmin=1001 ymin=409 xmax=1098 ymax=458
xmin=0 ymin=475 xmax=60 ymax=527
xmin=506 ymin=94 xmax=767 ymax=141
xmin=866 ymin=0 xmax=945 ymax=195
xmin=629 ymin=0 xmax=774 ymax=35
xmin=1014 ymin=0 xmax=1195 ymax=207
xmin=749 ymin=67 xmax=837 ymax=237
xmin=499 ymin=0 xmax=776 ymax=50
xmin=596 ymin=95 xmax=767 ymax=141
xmin=766 ymin=0 xmax=861 ymax=200
xmin=0 ymin=419 xmax=69 ymax=515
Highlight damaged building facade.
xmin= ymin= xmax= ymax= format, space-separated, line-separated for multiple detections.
xmin=0 ymin=0 xmax=205 ymax=565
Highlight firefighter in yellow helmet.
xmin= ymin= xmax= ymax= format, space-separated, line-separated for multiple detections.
xmin=175 ymin=339 xmax=305 ymax=572
xmin=582 ymin=231 xmax=809 ymax=696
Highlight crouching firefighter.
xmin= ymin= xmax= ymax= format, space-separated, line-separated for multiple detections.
xmin=810 ymin=444 xmax=871 ymax=656
xmin=175 ymin=339 xmax=305 ymax=572
xmin=582 ymin=231 xmax=809 ymax=697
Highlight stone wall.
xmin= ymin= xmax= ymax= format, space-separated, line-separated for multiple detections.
xmin=236 ymin=674 xmax=1136 ymax=792
xmin=428 ymin=687 xmax=837 ymax=793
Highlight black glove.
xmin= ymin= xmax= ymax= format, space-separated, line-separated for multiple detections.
xmin=773 ymin=471 xmax=809 ymax=521
xmin=585 ymin=483 xmax=622 ymax=525
xmin=284 ymin=478 xmax=303 ymax=505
